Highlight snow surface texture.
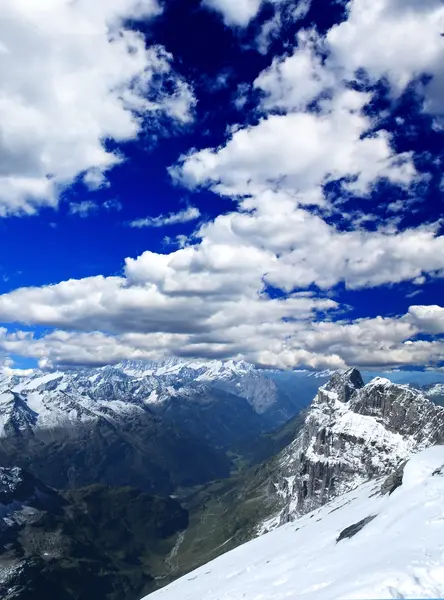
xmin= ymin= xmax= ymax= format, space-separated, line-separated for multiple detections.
xmin=268 ymin=369 xmax=444 ymax=523
xmin=144 ymin=446 xmax=444 ymax=600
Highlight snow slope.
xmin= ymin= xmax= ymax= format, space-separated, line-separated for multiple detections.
xmin=145 ymin=446 xmax=444 ymax=600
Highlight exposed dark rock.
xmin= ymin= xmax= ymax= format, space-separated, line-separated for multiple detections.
xmin=381 ymin=462 xmax=406 ymax=495
xmin=324 ymin=368 xmax=364 ymax=403
xmin=337 ymin=515 xmax=377 ymax=543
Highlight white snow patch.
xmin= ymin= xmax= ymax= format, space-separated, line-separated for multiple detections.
xmin=402 ymin=445 xmax=444 ymax=489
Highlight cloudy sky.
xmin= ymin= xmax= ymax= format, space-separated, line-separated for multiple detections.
xmin=0 ymin=0 xmax=443 ymax=371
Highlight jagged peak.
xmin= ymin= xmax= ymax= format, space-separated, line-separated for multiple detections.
xmin=321 ymin=368 xmax=364 ymax=403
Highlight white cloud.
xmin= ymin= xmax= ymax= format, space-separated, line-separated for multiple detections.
xmin=256 ymin=0 xmax=311 ymax=55
xmin=0 ymin=0 xmax=442 ymax=372
xmin=1 ymin=178 xmax=443 ymax=368
xmin=68 ymin=200 xmax=99 ymax=218
xmin=202 ymin=0 xmax=311 ymax=32
xmin=0 ymin=0 xmax=195 ymax=217
xmin=0 ymin=301 xmax=442 ymax=370
xmin=200 ymin=203 xmax=444 ymax=291
xmin=407 ymin=305 xmax=444 ymax=335
xmin=254 ymin=31 xmax=335 ymax=111
xmin=103 ymin=198 xmax=123 ymax=212
xmin=173 ymin=88 xmax=415 ymax=202
xmin=327 ymin=0 xmax=444 ymax=116
xmin=168 ymin=0 xmax=443 ymax=308
xmin=129 ymin=206 xmax=201 ymax=228
xmin=202 ymin=0 xmax=263 ymax=26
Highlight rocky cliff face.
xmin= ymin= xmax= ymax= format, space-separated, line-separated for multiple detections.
xmin=266 ymin=369 xmax=444 ymax=525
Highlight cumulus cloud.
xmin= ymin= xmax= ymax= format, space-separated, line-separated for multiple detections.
xmin=0 ymin=303 xmax=442 ymax=370
xmin=0 ymin=0 xmax=195 ymax=216
xmin=202 ymin=0 xmax=264 ymax=26
xmin=256 ymin=0 xmax=312 ymax=54
xmin=200 ymin=203 xmax=444 ymax=291
xmin=129 ymin=206 xmax=201 ymax=228
xmin=0 ymin=183 xmax=443 ymax=368
xmin=167 ymin=0 xmax=444 ymax=323
xmin=254 ymin=31 xmax=335 ymax=111
xmin=202 ymin=0 xmax=310 ymax=32
xmin=407 ymin=305 xmax=444 ymax=335
xmin=173 ymin=88 xmax=415 ymax=203
xmin=1 ymin=0 xmax=442 ymax=371
xmin=327 ymin=0 xmax=444 ymax=116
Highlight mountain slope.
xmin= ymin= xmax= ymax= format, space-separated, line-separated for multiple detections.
xmin=0 ymin=358 xmax=320 ymax=493
xmin=144 ymin=446 xmax=444 ymax=600
xmin=0 ymin=375 xmax=231 ymax=494
xmin=0 ymin=469 xmax=189 ymax=600
xmin=164 ymin=368 xmax=444 ymax=575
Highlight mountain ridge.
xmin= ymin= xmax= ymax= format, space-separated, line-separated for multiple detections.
xmin=260 ymin=368 xmax=444 ymax=527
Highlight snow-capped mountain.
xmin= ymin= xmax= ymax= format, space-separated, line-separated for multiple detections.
xmin=119 ymin=358 xmax=282 ymax=415
xmin=0 ymin=359 xmax=301 ymax=449
xmin=0 ymin=358 xmax=288 ymax=420
xmin=131 ymin=368 xmax=444 ymax=589
xmin=423 ymin=383 xmax=444 ymax=406
xmin=261 ymin=368 xmax=444 ymax=526
xmin=0 ymin=358 xmax=308 ymax=494
xmin=144 ymin=446 xmax=444 ymax=600
xmin=0 ymin=364 xmax=245 ymax=494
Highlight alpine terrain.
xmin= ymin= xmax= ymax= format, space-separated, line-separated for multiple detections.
xmin=1 ymin=365 xmax=444 ymax=599
xmin=0 ymin=467 xmax=189 ymax=600
xmin=142 ymin=369 xmax=444 ymax=600
xmin=144 ymin=446 xmax=444 ymax=600
xmin=0 ymin=359 xmax=307 ymax=494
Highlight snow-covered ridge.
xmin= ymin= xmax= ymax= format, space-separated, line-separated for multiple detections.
xmin=0 ymin=359 xmax=281 ymax=437
xmin=144 ymin=446 xmax=444 ymax=600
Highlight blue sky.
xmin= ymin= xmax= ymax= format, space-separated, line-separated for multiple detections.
xmin=0 ymin=0 xmax=443 ymax=371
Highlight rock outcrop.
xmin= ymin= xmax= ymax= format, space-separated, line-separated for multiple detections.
xmin=269 ymin=369 xmax=444 ymax=523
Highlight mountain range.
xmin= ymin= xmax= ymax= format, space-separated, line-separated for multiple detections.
xmin=0 ymin=359 xmax=301 ymax=494
xmin=151 ymin=368 xmax=444 ymax=585
xmin=1 ymin=362 xmax=444 ymax=599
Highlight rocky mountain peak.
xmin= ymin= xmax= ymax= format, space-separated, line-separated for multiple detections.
xmin=321 ymin=367 xmax=364 ymax=403
xmin=266 ymin=369 xmax=444 ymax=526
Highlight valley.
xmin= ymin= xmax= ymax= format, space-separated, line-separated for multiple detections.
xmin=1 ymin=361 xmax=444 ymax=599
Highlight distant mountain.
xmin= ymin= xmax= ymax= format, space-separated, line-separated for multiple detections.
xmin=144 ymin=446 xmax=444 ymax=600
xmin=421 ymin=382 xmax=444 ymax=406
xmin=0 ymin=468 xmax=188 ymax=600
xmin=0 ymin=359 xmax=316 ymax=493
xmin=0 ymin=367 xmax=233 ymax=494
